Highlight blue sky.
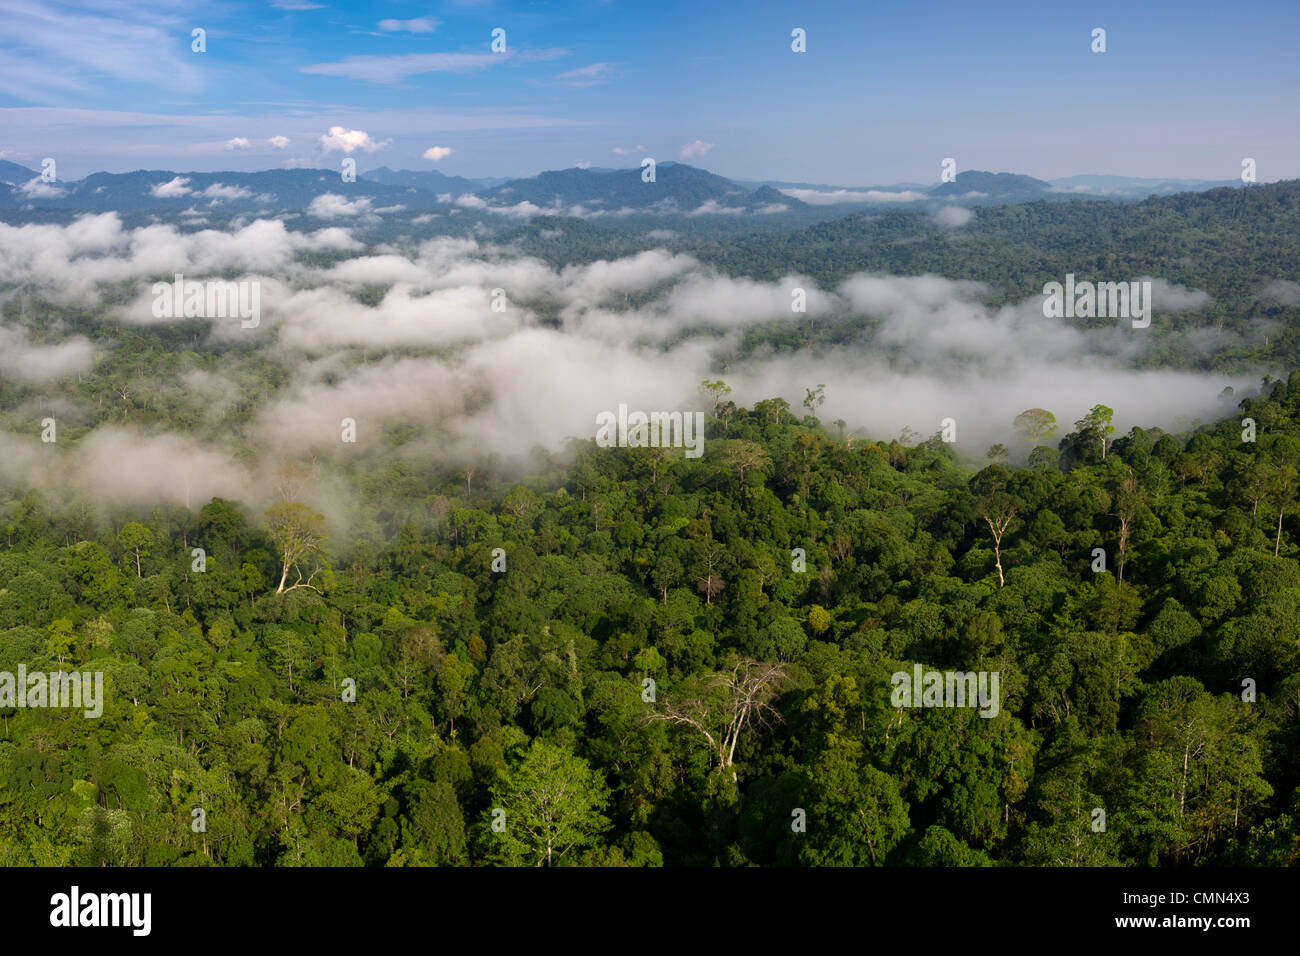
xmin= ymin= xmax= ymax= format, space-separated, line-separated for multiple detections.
xmin=0 ymin=0 xmax=1296 ymax=183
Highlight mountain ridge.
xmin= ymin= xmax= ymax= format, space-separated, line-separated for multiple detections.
xmin=0 ymin=162 xmax=1252 ymax=217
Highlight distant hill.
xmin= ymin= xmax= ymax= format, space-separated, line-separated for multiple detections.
xmin=1049 ymin=174 xmax=1242 ymax=199
xmin=0 ymin=160 xmax=38 ymax=186
xmin=477 ymin=163 xmax=807 ymax=213
xmin=686 ymin=179 xmax=1300 ymax=302
xmin=736 ymin=177 xmax=931 ymax=193
xmin=0 ymin=161 xmax=1253 ymax=219
xmin=739 ymin=171 xmax=1245 ymax=208
xmin=0 ymin=162 xmax=809 ymax=218
xmin=928 ymin=170 xmax=1054 ymax=202
xmin=361 ymin=166 xmax=482 ymax=196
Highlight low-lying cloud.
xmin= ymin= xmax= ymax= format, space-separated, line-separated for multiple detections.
xmin=0 ymin=213 xmax=1265 ymax=524
xmin=780 ymin=188 xmax=928 ymax=205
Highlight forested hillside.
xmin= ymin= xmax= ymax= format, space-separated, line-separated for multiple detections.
xmin=2 ymin=372 xmax=1297 ymax=867
xmin=504 ymin=181 xmax=1300 ymax=374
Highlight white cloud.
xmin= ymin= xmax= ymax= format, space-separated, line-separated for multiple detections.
xmin=0 ymin=325 xmax=94 ymax=383
xmin=688 ymin=200 xmax=743 ymax=216
xmin=0 ymin=216 xmax=1243 ymax=513
xmin=423 ymin=146 xmax=454 ymax=161
xmin=271 ymin=283 xmax=519 ymax=352
xmin=1143 ymin=278 xmax=1212 ymax=312
xmin=224 ymin=137 xmax=251 ymax=151
xmin=269 ymin=135 xmax=290 ymax=150
xmin=934 ymin=206 xmax=974 ymax=228
xmin=307 ymin=194 xmax=374 ymax=218
xmin=0 ymin=213 xmax=359 ymax=306
xmin=200 ymin=183 xmax=253 ymax=201
xmin=445 ymin=193 xmax=545 ymax=218
xmin=318 ymin=126 xmax=391 ymax=155
xmin=17 ymin=178 xmax=65 ymax=199
xmin=1262 ymin=279 xmax=1300 ymax=306
xmin=150 ymin=176 xmax=192 ymax=198
xmin=558 ymin=250 xmax=698 ymax=307
xmin=679 ymin=140 xmax=714 ymax=160
xmin=490 ymin=202 xmax=544 ymax=218
xmin=779 ymin=188 xmax=927 ymax=205
xmin=74 ymin=428 xmax=254 ymax=510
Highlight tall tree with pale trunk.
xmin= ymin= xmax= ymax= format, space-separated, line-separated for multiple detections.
xmin=650 ymin=659 xmax=788 ymax=782
xmin=265 ymin=502 xmax=329 ymax=595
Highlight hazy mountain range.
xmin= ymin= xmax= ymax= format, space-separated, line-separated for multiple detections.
xmin=0 ymin=158 xmax=1246 ymax=220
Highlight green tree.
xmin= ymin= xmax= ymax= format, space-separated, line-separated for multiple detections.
xmin=117 ymin=522 xmax=155 ymax=578
xmin=800 ymin=742 xmax=910 ymax=866
xmin=485 ymin=739 xmax=610 ymax=866
xmin=1014 ymin=408 xmax=1058 ymax=445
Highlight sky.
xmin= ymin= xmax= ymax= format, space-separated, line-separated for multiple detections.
xmin=0 ymin=0 xmax=1296 ymax=184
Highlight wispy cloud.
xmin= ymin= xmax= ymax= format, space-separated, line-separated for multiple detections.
xmin=301 ymin=52 xmax=500 ymax=84
xmin=553 ymin=62 xmax=620 ymax=87
xmin=300 ymin=48 xmax=568 ymax=84
xmin=779 ymin=187 xmax=928 ymax=205
xmin=377 ymin=18 xmax=439 ymax=34
xmin=0 ymin=0 xmax=204 ymax=103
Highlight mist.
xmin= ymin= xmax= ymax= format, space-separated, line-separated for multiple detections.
xmin=0 ymin=213 xmax=1269 ymax=526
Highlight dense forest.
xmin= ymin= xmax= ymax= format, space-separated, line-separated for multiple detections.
xmin=509 ymin=181 xmax=1300 ymax=374
xmin=1 ymin=368 xmax=1298 ymax=867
